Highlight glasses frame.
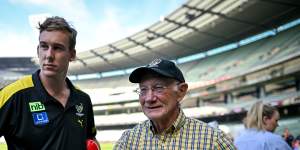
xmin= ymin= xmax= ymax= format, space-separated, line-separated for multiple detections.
xmin=135 ymin=82 xmax=180 ymax=97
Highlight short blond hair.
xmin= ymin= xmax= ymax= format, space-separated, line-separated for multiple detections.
xmin=244 ymin=101 xmax=278 ymax=130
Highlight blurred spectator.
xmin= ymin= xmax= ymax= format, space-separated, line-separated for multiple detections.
xmin=234 ymin=101 xmax=291 ymax=150
xmin=293 ymin=135 xmax=300 ymax=150
xmin=282 ymin=128 xmax=294 ymax=148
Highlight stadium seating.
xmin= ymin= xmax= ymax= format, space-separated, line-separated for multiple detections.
xmin=74 ymin=24 xmax=300 ymax=106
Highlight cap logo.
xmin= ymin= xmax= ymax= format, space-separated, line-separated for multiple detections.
xmin=148 ymin=58 xmax=162 ymax=67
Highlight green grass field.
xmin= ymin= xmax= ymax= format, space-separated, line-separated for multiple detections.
xmin=0 ymin=142 xmax=113 ymax=150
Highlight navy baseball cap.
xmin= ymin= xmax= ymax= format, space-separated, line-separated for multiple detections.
xmin=129 ymin=58 xmax=185 ymax=83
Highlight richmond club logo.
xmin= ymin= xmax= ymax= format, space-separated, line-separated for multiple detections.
xmin=75 ymin=103 xmax=84 ymax=117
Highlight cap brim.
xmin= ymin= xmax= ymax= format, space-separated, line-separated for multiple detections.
xmin=129 ymin=67 xmax=174 ymax=83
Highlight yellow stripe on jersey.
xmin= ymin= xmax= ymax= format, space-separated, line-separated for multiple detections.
xmin=0 ymin=75 xmax=34 ymax=109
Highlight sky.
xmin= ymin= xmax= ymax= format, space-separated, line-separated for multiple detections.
xmin=0 ymin=0 xmax=185 ymax=57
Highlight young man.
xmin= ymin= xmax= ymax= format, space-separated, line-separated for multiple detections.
xmin=0 ymin=16 xmax=100 ymax=149
xmin=114 ymin=58 xmax=235 ymax=150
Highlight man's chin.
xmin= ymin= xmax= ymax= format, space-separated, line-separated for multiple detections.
xmin=145 ymin=111 xmax=162 ymax=120
xmin=40 ymin=70 xmax=58 ymax=76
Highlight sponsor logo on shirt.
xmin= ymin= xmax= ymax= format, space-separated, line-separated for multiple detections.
xmin=29 ymin=101 xmax=48 ymax=125
xmin=29 ymin=101 xmax=45 ymax=112
xmin=32 ymin=112 xmax=49 ymax=125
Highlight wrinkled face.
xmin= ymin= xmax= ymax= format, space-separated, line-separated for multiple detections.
xmin=138 ymin=76 xmax=182 ymax=122
xmin=38 ymin=30 xmax=75 ymax=78
xmin=264 ymin=111 xmax=280 ymax=132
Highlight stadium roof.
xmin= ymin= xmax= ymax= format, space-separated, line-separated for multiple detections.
xmin=0 ymin=0 xmax=299 ymax=77
xmin=0 ymin=57 xmax=39 ymax=77
xmin=68 ymin=0 xmax=300 ymax=75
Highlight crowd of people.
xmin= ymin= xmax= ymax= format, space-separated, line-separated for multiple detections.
xmin=0 ymin=16 xmax=299 ymax=150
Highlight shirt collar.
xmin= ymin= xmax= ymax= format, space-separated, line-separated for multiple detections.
xmin=32 ymin=70 xmax=77 ymax=107
xmin=149 ymin=108 xmax=186 ymax=134
xmin=32 ymin=70 xmax=49 ymax=103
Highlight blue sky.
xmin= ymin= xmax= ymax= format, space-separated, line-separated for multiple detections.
xmin=0 ymin=0 xmax=185 ymax=57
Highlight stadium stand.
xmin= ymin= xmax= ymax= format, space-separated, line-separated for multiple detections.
xmin=67 ymin=24 xmax=300 ymax=140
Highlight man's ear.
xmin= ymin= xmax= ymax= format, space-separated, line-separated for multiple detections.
xmin=70 ymin=49 xmax=76 ymax=61
xmin=176 ymin=83 xmax=188 ymax=102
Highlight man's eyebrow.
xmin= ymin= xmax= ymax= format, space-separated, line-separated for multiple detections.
xmin=39 ymin=41 xmax=65 ymax=47
xmin=53 ymin=43 xmax=65 ymax=47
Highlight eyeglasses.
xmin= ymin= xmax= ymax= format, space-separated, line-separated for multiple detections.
xmin=135 ymin=82 xmax=180 ymax=96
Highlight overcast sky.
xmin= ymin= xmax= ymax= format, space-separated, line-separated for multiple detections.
xmin=0 ymin=0 xmax=185 ymax=57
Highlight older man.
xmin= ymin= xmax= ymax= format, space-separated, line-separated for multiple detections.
xmin=114 ymin=58 xmax=235 ymax=150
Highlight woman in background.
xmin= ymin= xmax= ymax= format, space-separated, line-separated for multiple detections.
xmin=234 ymin=101 xmax=291 ymax=150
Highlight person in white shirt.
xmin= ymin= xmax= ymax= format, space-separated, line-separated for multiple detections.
xmin=234 ymin=101 xmax=291 ymax=150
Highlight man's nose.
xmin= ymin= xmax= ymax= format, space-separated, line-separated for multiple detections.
xmin=144 ymin=89 xmax=156 ymax=102
xmin=46 ymin=47 xmax=55 ymax=56
xmin=45 ymin=47 xmax=55 ymax=61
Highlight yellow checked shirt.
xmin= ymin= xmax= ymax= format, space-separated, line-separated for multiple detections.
xmin=114 ymin=109 xmax=236 ymax=150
